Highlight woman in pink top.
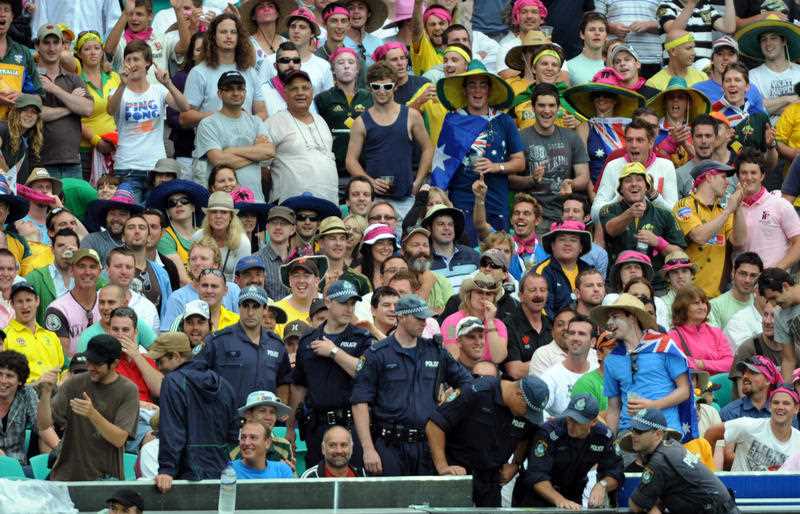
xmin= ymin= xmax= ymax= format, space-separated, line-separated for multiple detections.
xmin=440 ymin=272 xmax=508 ymax=364
xmin=668 ymin=285 xmax=733 ymax=375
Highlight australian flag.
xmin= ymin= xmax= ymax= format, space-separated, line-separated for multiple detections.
xmin=431 ymin=112 xmax=489 ymax=190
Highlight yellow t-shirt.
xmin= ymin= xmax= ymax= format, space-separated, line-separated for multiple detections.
xmin=272 ymin=297 xmax=311 ymax=338
xmin=776 ymin=102 xmax=800 ymax=152
xmin=673 ymin=193 xmax=733 ymax=298
xmin=20 ymin=242 xmax=54 ymax=277
xmin=215 ymin=306 xmax=240 ymax=332
xmin=412 ymin=32 xmax=443 ymax=77
xmin=80 ymin=71 xmax=121 ymax=149
xmin=409 ymin=83 xmax=447 ymax=146
xmin=4 ymin=319 xmax=65 ymax=382
xmin=562 ymin=264 xmax=579 ymax=290
xmin=645 ymin=68 xmax=708 ymax=90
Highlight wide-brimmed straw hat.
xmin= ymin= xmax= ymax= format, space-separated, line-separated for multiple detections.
xmin=736 ymin=15 xmax=800 ymax=61
xmin=459 ymin=272 xmax=504 ymax=303
xmin=505 ymin=31 xmax=561 ymax=72
xmin=437 ymin=68 xmax=515 ymax=111
xmin=590 ymin=293 xmax=658 ymax=331
xmin=238 ymin=0 xmax=296 ymax=35
xmin=646 ymin=76 xmax=710 ymax=122
xmin=660 ymin=250 xmax=697 ymax=277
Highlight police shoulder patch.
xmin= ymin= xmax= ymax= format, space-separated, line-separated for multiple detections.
xmin=356 ymin=355 xmax=367 ymax=372
xmin=444 ymin=388 xmax=461 ymax=403
xmin=641 ymin=467 xmax=654 ymax=484
xmin=44 ymin=313 xmax=62 ymax=332
xmin=534 ymin=440 xmax=548 ymax=457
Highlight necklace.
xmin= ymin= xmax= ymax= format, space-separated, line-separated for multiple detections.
xmin=290 ymin=113 xmax=327 ymax=152
xmin=256 ymin=27 xmax=280 ymax=54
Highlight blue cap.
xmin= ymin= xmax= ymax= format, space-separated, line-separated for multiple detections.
xmin=394 ymin=294 xmax=433 ymax=319
xmin=520 ymin=376 xmax=549 ymax=425
xmin=562 ymin=394 xmax=599 ymax=424
xmin=238 ymin=285 xmax=269 ymax=306
xmin=630 ymin=408 xmax=670 ymax=432
xmin=236 ymin=255 xmax=266 ymax=275
xmin=326 ymin=279 xmax=361 ymax=303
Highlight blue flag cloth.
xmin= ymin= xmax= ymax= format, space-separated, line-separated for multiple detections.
xmin=611 ymin=330 xmax=699 ymax=442
xmin=430 ymin=112 xmax=489 ymax=190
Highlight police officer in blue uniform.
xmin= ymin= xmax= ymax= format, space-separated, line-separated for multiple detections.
xmin=426 ymin=326 xmax=550 ymax=507
xmin=197 ymin=285 xmax=293 ymax=407
xmin=290 ymin=280 xmax=375 ymax=467
xmin=351 ymin=294 xmax=473 ymax=476
xmin=627 ymin=408 xmax=739 ymax=514
xmin=513 ymin=394 xmax=625 ymax=509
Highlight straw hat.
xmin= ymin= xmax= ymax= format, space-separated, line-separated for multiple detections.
xmin=238 ymin=0 xmax=296 ymax=35
xmin=736 ymin=15 xmax=800 ymax=61
xmin=436 ymin=68 xmax=515 ymax=111
xmin=590 ymin=293 xmax=658 ymax=331
xmin=504 ymin=31 xmax=560 ymax=72
xmin=24 ymin=167 xmax=62 ymax=196
xmin=660 ymin=250 xmax=698 ymax=277
xmin=459 ymin=272 xmax=504 ymax=303
xmin=646 ymin=76 xmax=710 ymax=122
xmin=202 ymin=191 xmax=238 ymax=214
xmin=562 ymin=82 xmax=645 ymax=120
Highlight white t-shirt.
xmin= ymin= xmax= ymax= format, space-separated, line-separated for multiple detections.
xmin=749 ymin=63 xmax=800 ymax=124
xmin=129 ymin=290 xmax=160 ymax=335
xmin=264 ymin=110 xmax=338 ymax=205
xmin=540 ymin=360 xmax=597 ymax=417
xmin=496 ymin=32 xmax=520 ymax=74
xmin=724 ymin=304 xmax=762 ymax=350
xmin=591 ymin=156 xmax=678 ymax=223
xmin=112 ymin=32 xmax=177 ymax=84
xmin=261 ymin=53 xmax=334 ymax=96
xmin=725 ymin=417 xmax=800 ymax=471
xmin=114 ymin=83 xmax=169 ymax=171
xmin=528 ymin=341 xmax=599 ymax=377
xmin=184 ymin=62 xmax=266 ymax=116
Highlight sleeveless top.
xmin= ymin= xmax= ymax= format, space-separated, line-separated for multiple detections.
xmin=361 ymin=105 xmax=413 ymax=199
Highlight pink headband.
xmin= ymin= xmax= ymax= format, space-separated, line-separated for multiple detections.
xmin=323 ymin=5 xmax=350 ymax=23
xmin=793 ymin=368 xmax=800 ymax=384
xmin=331 ymin=46 xmax=358 ymax=62
xmin=423 ymin=6 xmax=452 ymax=25
xmin=372 ymin=42 xmax=407 ymax=62
xmin=512 ymin=0 xmax=547 ymax=24
xmin=770 ymin=387 xmax=800 ymax=405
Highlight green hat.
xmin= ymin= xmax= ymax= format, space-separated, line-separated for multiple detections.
xmin=561 ymin=83 xmax=645 ymax=121
xmin=646 ymin=77 xmax=710 ymax=122
xmin=736 ymin=16 xmax=800 ymax=61
xmin=436 ymin=69 xmax=515 ymax=111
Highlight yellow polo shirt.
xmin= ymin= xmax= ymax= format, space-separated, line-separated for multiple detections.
xmin=214 ymin=306 xmax=240 ymax=332
xmin=4 ymin=318 xmax=65 ymax=382
xmin=272 ymin=297 xmax=310 ymax=338
xmin=673 ymin=193 xmax=733 ymax=298
xmin=412 ymin=33 xmax=443 ymax=76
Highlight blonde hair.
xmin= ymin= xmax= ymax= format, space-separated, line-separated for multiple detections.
xmin=343 ymin=213 xmax=367 ymax=258
xmin=190 ymin=236 xmax=222 ymax=266
xmin=8 ymin=106 xmax=43 ymax=158
xmin=427 ymin=187 xmax=453 ymax=208
xmin=200 ymin=210 xmax=246 ymax=251
xmin=480 ymin=232 xmax=514 ymax=254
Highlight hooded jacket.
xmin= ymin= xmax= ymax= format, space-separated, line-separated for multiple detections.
xmin=158 ymin=359 xmax=239 ymax=480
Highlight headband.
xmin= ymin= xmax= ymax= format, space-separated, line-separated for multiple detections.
xmin=75 ymin=31 xmax=102 ymax=53
xmin=444 ymin=45 xmax=470 ymax=63
xmin=371 ymin=41 xmax=407 ymax=62
xmin=664 ymin=33 xmax=694 ymax=51
xmin=533 ymin=49 xmax=561 ymax=67
xmin=512 ymin=0 xmax=547 ymax=24
xmin=692 ymin=168 xmax=725 ymax=190
xmin=770 ymin=386 xmax=800 ymax=405
xmin=323 ymin=6 xmax=351 ymax=23
xmin=331 ymin=46 xmax=358 ymax=63
xmin=423 ymin=6 xmax=452 ymax=25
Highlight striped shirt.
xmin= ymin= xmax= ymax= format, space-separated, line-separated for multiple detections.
xmin=595 ymin=0 xmax=664 ymax=64
xmin=657 ymin=0 xmax=722 ymax=67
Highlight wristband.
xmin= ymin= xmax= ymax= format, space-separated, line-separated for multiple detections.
xmin=90 ymin=134 xmax=102 ymax=146
xmin=655 ymin=236 xmax=669 ymax=253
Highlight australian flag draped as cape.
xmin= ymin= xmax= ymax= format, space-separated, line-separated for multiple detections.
xmin=431 ymin=112 xmax=489 ymax=189
xmin=611 ymin=330 xmax=699 ymax=442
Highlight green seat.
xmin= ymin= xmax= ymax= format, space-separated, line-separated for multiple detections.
xmin=123 ymin=453 xmax=137 ymax=481
xmin=29 ymin=454 xmax=50 ymax=480
xmin=711 ymin=373 xmax=734 ymax=408
xmin=271 ymin=427 xmax=307 ymax=475
xmin=24 ymin=429 xmax=30 ymax=455
xmin=0 ymin=455 xmax=25 ymax=478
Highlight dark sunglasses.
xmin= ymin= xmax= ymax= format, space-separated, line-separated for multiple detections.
xmin=667 ymin=258 xmax=691 ymax=266
xmin=296 ymin=214 xmax=319 ymax=222
xmin=167 ymin=197 xmax=191 ymax=208
xmin=481 ymin=261 xmax=504 ymax=270
xmin=370 ymin=82 xmax=395 ymax=91
xmin=278 ymin=57 xmax=302 ymax=64
xmin=199 ymin=268 xmax=225 ymax=279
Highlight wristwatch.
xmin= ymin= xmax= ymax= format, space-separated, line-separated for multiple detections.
xmin=598 ymin=479 xmax=609 ymax=489
xmin=329 ymin=347 xmax=339 ymax=358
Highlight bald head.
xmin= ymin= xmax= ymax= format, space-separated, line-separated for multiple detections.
xmin=665 ymin=29 xmax=695 ymax=67
xmin=101 ymin=284 xmax=127 ymax=302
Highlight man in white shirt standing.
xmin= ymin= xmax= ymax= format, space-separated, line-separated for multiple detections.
xmin=529 ymin=307 xmax=598 ymax=377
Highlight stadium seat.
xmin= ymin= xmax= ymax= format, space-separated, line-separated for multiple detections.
xmin=0 ymin=455 xmax=25 ymax=478
xmin=272 ymin=427 xmax=307 ymax=476
xmin=710 ymin=373 xmax=734 ymax=408
xmin=29 ymin=454 xmax=50 ymax=480
xmin=124 ymin=453 xmax=137 ymax=481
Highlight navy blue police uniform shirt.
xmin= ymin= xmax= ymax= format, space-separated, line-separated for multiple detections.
xmin=292 ymin=323 xmax=375 ymax=410
xmin=197 ymin=323 xmax=292 ymax=407
xmin=350 ymin=334 xmax=473 ymax=427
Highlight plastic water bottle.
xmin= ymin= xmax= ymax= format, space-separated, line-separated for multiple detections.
xmin=218 ymin=464 xmax=237 ymax=514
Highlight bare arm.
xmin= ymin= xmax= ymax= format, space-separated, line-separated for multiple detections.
xmin=40 ymin=106 xmax=71 ymax=122
xmin=762 ymin=95 xmax=798 ymax=117
xmin=504 ymin=361 xmax=530 ymax=380
xmin=179 ymin=108 xmax=213 ymax=128
xmin=226 ymin=135 xmax=276 ymax=162
xmin=174 ymin=3 xmax=192 ymax=57
xmin=411 ymin=0 xmax=425 ymax=44
xmin=472 ymin=177 xmax=492 ymax=241
xmin=712 ymin=0 xmax=736 ymax=33
xmin=571 ymin=162 xmax=590 ymax=191
xmin=729 ymin=207 xmax=747 ymax=248
xmin=703 ymin=423 xmax=726 ymax=448
xmin=604 ymin=209 xmax=635 ymax=237
xmin=345 ymin=117 xmax=370 ymax=179
xmin=662 ymin=0 xmax=697 ymax=32
xmin=411 ymin=109 xmax=433 ymax=187
xmin=107 ymin=81 xmax=126 ymax=116
xmin=775 ymin=235 xmax=800 ymax=271
xmin=132 ymin=355 xmax=164 ymax=397
xmin=781 ymin=340 xmax=797 ymax=383
xmin=104 ymin=0 xmax=131 ymax=56
xmin=425 ymin=421 xmax=452 ymax=474
xmin=164 ymin=80 xmax=191 ymax=112
xmin=206 ymin=148 xmax=255 ymax=170
xmin=687 ymin=209 xmax=735 ymax=245
xmin=606 ymin=396 xmax=621 ymax=433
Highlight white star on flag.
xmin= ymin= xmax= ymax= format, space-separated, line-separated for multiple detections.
xmin=594 ymin=148 xmax=605 ymax=158
xmin=432 ymin=144 xmax=452 ymax=172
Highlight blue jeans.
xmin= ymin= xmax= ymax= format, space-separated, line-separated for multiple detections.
xmin=46 ymin=163 xmax=82 ymax=180
xmin=113 ymin=168 xmax=150 ymax=203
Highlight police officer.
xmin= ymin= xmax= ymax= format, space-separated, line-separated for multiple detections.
xmin=513 ymin=394 xmax=625 ymax=509
xmin=197 ymin=286 xmax=293 ymax=407
xmin=289 ymin=280 xmax=375 ymax=467
xmin=626 ymin=408 xmax=739 ymax=514
xmin=426 ymin=358 xmax=550 ymax=507
xmin=351 ymin=294 xmax=473 ymax=476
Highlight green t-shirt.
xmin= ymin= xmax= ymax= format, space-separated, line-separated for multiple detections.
xmin=157 ymin=230 xmax=193 ymax=256
xmin=571 ymin=369 xmax=608 ymax=412
xmin=76 ymin=319 xmax=157 ymax=353
xmin=61 ymin=178 xmax=98 ymax=222
xmin=429 ymin=273 xmax=454 ymax=312
xmin=708 ymin=291 xmax=753 ymax=328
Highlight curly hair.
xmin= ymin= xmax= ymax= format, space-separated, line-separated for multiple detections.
xmin=199 ymin=210 xmax=246 ymax=252
xmin=0 ymin=350 xmax=30 ymax=387
xmin=7 ymin=105 xmax=43 ymax=159
xmin=205 ymin=13 xmax=256 ymax=70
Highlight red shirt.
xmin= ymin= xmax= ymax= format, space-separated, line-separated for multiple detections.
xmin=323 ymin=466 xmax=358 ymax=478
xmin=116 ymin=355 xmax=158 ymax=402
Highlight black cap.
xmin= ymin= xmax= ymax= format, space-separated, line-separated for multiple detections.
xmin=69 ymin=352 xmax=89 ymax=373
xmin=310 ymin=297 xmax=328 ymax=317
xmin=85 ymin=334 xmax=122 ymax=364
xmin=217 ymin=70 xmax=246 ymax=89
xmin=284 ymin=69 xmax=311 ymax=85
xmin=106 ymin=488 xmax=145 ymax=511
xmin=10 ymin=281 xmax=37 ymax=300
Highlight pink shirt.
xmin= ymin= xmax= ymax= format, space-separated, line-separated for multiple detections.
xmin=441 ymin=310 xmax=507 ymax=362
xmin=668 ymin=323 xmax=734 ymax=375
xmin=741 ymin=190 xmax=800 ymax=267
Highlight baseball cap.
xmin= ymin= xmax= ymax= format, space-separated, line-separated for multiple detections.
xmin=402 ymin=225 xmax=431 ymax=244
xmin=689 ymin=160 xmax=735 ymax=181
xmin=326 ymin=279 xmax=361 ymax=303
xmin=238 ymin=285 xmax=269 ymax=306
xmin=37 ymin=23 xmax=63 ymax=42
xmin=218 ymin=70 xmax=246 ymax=89
xmin=629 ymin=408 xmax=670 ymax=432
xmin=238 ymin=390 xmax=291 ymax=417
xmin=309 ymin=298 xmax=327 ymax=317
xmin=284 ymin=319 xmax=311 ymax=340
xmin=520 ymin=376 xmax=549 ymax=425
xmin=15 ymin=93 xmax=42 ymax=111
xmin=70 ymin=248 xmax=101 ymax=266
xmin=268 ymin=205 xmax=295 ymax=224
xmin=562 ymin=394 xmax=599 ymax=424
xmin=106 ymin=489 xmax=144 ymax=511
xmin=394 ymin=294 xmax=432 ymax=319
xmin=236 ymin=255 xmax=267 ymax=275
xmin=608 ymin=42 xmax=639 ymax=64
xmin=147 ymin=332 xmax=191 ymax=360
xmin=69 ymin=352 xmax=89 ymax=373
xmin=85 ymin=334 xmax=122 ymax=364
xmin=183 ymin=299 xmax=210 ymax=320
xmin=10 ymin=281 xmax=37 ymax=300
xmin=713 ymin=35 xmax=739 ymax=54
xmin=479 ymin=249 xmax=507 ymax=270
xmin=736 ymin=355 xmax=783 ymax=386
xmin=456 ymin=316 xmax=484 ymax=337
xmin=284 ymin=69 xmax=312 ymax=85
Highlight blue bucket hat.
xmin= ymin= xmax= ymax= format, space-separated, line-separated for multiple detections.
xmin=281 ymin=192 xmax=341 ymax=219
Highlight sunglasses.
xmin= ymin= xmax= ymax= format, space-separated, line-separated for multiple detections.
xmin=481 ymin=261 xmax=504 ymax=270
xmin=368 ymin=214 xmax=396 ymax=222
xmin=278 ymin=57 xmax=302 ymax=64
xmin=167 ymin=197 xmax=191 ymax=208
xmin=667 ymin=258 xmax=691 ymax=266
xmin=370 ymin=82 xmax=395 ymax=91
xmin=296 ymin=214 xmax=319 ymax=222
xmin=199 ymin=268 xmax=225 ymax=279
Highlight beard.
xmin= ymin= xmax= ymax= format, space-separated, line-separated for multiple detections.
xmin=409 ymin=256 xmax=431 ymax=272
